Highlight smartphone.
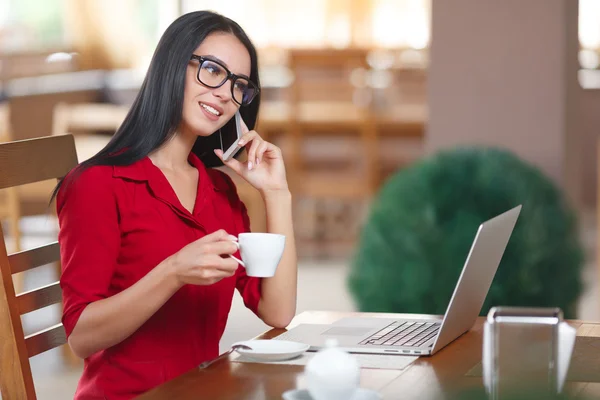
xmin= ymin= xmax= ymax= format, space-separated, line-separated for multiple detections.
xmin=222 ymin=111 xmax=244 ymax=161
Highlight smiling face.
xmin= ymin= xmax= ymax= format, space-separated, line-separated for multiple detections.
xmin=180 ymin=32 xmax=252 ymax=137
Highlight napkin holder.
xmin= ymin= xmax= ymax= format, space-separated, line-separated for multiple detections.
xmin=483 ymin=306 xmax=576 ymax=399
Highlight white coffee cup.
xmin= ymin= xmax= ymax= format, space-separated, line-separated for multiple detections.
xmin=229 ymin=233 xmax=286 ymax=277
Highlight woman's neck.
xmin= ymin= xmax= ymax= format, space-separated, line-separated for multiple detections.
xmin=149 ymin=130 xmax=197 ymax=171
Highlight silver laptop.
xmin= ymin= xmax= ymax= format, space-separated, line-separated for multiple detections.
xmin=275 ymin=205 xmax=521 ymax=356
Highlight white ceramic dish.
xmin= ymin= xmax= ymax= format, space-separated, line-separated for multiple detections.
xmin=282 ymin=388 xmax=382 ymax=400
xmin=233 ymin=339 xmax=309 ymax=362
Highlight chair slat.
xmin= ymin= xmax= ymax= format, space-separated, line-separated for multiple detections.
xmin=25 ymin=323 xmax=67 ymax=358
xmin=0 ymin=135 xmax=78 ymax=189
xmin=9 ymin=242 xmax=60 ymax=274
xmin=16 ymin=282 xmax=62 ymax=315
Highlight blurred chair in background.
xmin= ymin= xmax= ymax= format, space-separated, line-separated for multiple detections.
xmin=0 ymin=134 xmax=79 ymax=399
xmin=373 ymin=66 xmax=427 ymax=186
xmin=348 ymin=147 xmax=584 ymax=319
xmin=285 ymin=48 xmax=378 ymax=257
xmin=52 ymin=101 xmax=129 ymax=161
xmin=0 ymin=103 xmax=23 ymax=253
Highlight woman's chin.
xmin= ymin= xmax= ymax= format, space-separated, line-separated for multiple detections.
xmin=194 ymin=118 xmax=227 ymax=137
xmin=195 ymin=129 xmax=217 ymax=138
xmin=180 ymin=122 xmax=219 ymax=138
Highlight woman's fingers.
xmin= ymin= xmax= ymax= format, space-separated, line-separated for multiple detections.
xmin=254 ymin=141 xmax=269 ymax=165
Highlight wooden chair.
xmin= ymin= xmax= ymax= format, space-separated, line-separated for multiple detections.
xmin=375 ymin=67 xmax=427 ymax=185
xmin=0 ymin=134 xmax=79 ymax=399
xmin=286 ymin=48 xmax=379 ymax=256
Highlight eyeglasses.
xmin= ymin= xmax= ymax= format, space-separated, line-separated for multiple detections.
xmin=190 ymin=55 xmax=259 ymax=106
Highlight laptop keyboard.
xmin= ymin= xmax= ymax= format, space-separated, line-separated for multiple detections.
xmin=359 ymin=321 xmax=440 ymax=347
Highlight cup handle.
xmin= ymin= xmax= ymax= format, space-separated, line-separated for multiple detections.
xmin=229 ymin=240 xmax=245 ymax=267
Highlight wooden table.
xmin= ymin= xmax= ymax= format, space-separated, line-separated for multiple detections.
xmin=138 ymin=311 xmax=600 ymax=400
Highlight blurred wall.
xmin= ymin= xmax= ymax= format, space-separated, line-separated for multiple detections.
xmin=426 ymin=0 xmax=582 ymax=207
xmin=579 ymin=88 xmax=600 ymax=207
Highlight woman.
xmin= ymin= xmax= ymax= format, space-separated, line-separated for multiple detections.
xmin=55 ymin=11 xmax=297 ymax=399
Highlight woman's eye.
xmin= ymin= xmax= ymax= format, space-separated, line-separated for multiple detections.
xmin=234 ymin=82 xmax=247 ymax=91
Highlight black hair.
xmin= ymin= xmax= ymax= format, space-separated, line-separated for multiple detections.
xmin=51 ymin=10 xmax=260 ymax=201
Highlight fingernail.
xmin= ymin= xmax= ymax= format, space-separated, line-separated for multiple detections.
xmin=228 ymin=235 xmax=238 ymax=241
xmin=256 ymin=158 xmax=260 ymax=165
xmin=238 ymin=140 xmax=244 ymax=145
xmin=248 ymin=162 xmax=253 ymax=170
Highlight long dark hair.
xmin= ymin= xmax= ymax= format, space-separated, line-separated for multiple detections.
xmin=52 ymin=10 xmax=260 ymax=201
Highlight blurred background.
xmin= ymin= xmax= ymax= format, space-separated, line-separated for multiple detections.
xmin=1 ymin=0 xmax=600 ymax=398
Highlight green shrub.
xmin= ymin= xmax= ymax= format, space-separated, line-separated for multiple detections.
xmin=348 ymin=147 xmax=584 ymax=318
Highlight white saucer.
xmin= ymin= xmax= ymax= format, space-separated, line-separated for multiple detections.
xmin=282 ymin=388 xmax=382 ymax=400
xmin=233 ymin=340 xmax=309 ymax=362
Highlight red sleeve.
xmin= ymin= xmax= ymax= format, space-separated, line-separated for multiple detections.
xmin=56 ymin=166 xmax=120 ymax=337
xmin=234 ymin=200 xmax=262 ymax=316
xmin=209 ymin=169 xmax=262 ymax=316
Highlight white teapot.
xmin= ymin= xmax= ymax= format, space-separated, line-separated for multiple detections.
xmin=304 ymin=338 xmax=360 ymax=400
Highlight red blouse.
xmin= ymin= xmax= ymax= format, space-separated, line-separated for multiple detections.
xmin=57 ymin=153 xmax=262 ymax=399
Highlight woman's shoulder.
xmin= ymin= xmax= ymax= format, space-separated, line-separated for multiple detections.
xmin=57 ymin=165 xmax=117 ymax=205
xmin=67 ymin=164 xmax=115 ymax=188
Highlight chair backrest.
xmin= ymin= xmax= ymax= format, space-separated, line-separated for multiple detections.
xmin=0 ymin=134 xmax=78 ymax=399
xmin=288 ymin=48 xmax=370 ymax=105
xmin=286 ymin=48 xmax=378 ymax=194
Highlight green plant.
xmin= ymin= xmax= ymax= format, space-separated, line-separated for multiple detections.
xmin=348 ymin=147 xmax=584 ymax=319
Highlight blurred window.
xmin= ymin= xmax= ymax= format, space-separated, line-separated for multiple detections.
xmin=0 ymin=0 xmax=64 ymax=51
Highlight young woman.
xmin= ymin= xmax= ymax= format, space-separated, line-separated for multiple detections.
xmin=54 ymin=11 xmax=297 ymax=399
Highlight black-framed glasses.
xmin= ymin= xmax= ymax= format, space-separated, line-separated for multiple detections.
xmin=190 ymin=55 xmax=259 ymax=106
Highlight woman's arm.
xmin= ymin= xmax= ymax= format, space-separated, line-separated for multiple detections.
xmin=68 ymin=259 xmax=180 ymax=359
xmin=215 ymin=119 xmax=298 ymax=329
xmin=256 ymin=189 xmax=297 ymax=328
xmin=67 ymin=231 xmax=239 ymax=359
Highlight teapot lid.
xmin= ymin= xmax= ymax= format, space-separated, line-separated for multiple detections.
xmin=305 ymin=338 xmax=360 ymax=378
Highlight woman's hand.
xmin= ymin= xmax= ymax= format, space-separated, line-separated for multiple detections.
xmin=214 ymin=118 xmax=288 ymax=195
xmin=169 ymin=229 xmax=239 ymax=286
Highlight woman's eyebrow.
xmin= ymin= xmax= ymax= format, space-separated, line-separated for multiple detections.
xmin=202 ymin=54 xmax=251 ymax=79
xmin=202 ymin=54 xmax=229 ymax=67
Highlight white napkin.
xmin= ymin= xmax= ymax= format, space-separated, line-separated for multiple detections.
xmin=556 ymin=322 xmax=577 ymax=392
xmin=482 ymin=321 xmax=577 ymax=394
